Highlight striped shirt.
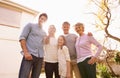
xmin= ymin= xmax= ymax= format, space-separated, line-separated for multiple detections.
xmin=44 ymin=37 xmax=58 ymax=63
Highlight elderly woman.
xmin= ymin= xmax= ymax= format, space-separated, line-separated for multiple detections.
xmin=74 ymin=22 xmax=103 ymax=78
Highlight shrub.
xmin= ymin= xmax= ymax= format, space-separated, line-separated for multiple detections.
xmin=114 ymin=52 xmax=120 ymax=64
xmin=97 ymin=64 xmax=111 ymax=78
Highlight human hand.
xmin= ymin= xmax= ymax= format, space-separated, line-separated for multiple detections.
xmin=66 ymin=73 xmax=71 ymax=78
xmin=88 ymin=57 xmax=97 ymax=65
xmin=24 ymin=52 xmax=33 ymax=60
xmin=44 ymin=36 xmax=50 ymax=44
xmin=71 ymin=59 xmax=77 ymax=65
xmin=87 ymin=32 xmax=93 ymax=36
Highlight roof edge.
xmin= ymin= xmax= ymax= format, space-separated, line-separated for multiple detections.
xmin=0 ymin=0 xmax=39 ymax=16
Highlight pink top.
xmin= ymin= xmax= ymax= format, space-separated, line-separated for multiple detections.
xmin=75 ymin=34 xmax=103 ymax=63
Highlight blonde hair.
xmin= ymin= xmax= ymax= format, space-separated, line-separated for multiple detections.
xmin=44 ymin=25 xmax=56 ymax=44
xmin=48 ymin=25 xmax=56 ymax=32
xmin=74 ymin=22 xmax=84 ymax=32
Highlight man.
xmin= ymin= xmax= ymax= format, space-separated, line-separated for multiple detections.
xmin=62 ymin=21 xmax=81 ymax=78
xmin=19 ymin=13 xmax=48 ymax=78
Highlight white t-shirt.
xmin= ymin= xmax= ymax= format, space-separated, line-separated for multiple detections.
xmin=44 ymin=37 xmax=58 ymax=63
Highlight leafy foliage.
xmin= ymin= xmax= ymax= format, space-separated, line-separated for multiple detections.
xmin=114 ymin=52 xmax=120 ymax=64
xmin=97 ymin=64 xmax=112 ymax=78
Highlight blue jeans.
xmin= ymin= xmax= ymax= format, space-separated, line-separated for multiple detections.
xmin=77 ymin=57 xmax=96 ymax=78
xmin=18 ymin=55 xmax=43 ymax=78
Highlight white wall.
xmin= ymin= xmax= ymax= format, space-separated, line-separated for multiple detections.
xmin=0 ymin=6 xmax=37 ymax=77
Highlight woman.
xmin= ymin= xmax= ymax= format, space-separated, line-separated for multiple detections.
xmin=57 ymin=35 xmax=71 ymax=78
xmin=74 ymin=22 xmax=103 ymax=78
xmin=44 ymin=25 xmax=60 ymax=78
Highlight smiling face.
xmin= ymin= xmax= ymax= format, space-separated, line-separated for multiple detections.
xmin=38 ymin=13 xmax=48 ymax=26
xmin=62 ymin=22 xmax=70 ymax=34
xmin=38 ymin=16 xmax=47 ymax=25
xmin=48 ymin=25 xmax=56 ymax=35
xmin=58 ymin=35 xmax=65 ymax=47
xmin=74 ymin=23 xmax=84 ymax=35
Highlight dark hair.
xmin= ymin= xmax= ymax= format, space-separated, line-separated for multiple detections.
xmin=39 ymin=13 xmax=48 ymax=19
xmin=62 ymin=21 xmax=70 ymax=26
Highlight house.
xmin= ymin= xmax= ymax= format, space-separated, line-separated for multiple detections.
xmin=0 ymin=0 xmax=39 ymax=77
